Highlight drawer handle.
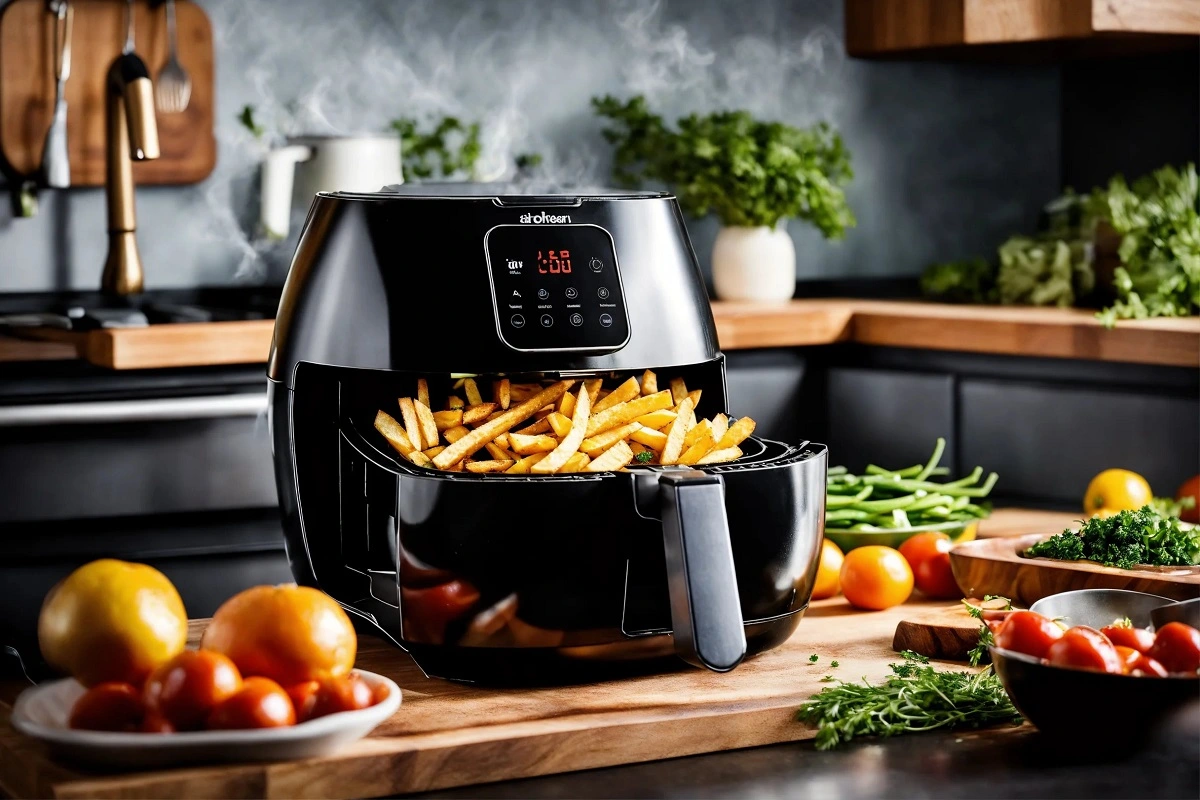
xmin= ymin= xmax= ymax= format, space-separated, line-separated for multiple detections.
xmin=0 ymin=393 xmax=267 ymax=427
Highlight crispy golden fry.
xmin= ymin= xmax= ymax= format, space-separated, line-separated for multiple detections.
xmin=416 ymin=378 xmax=430 ymax=408
xmin=660 ymin=396 xmax=694 ymax=465
xmin=452 ymin=378 xmax=466 ymax=390
xmin=408 ymin=450 xmax=433 ymax=468
xmin=559 ymin=390 xmax=576 ymax=418
xmin=682 ymin=418 xmax=712 ymax=449
xmin=433 ymin=409 xmax=463 ymax=431
xmin=443 ymin=425 xmax=470 ymax=444
xmin=509 ymin=433 xmax=558 ymax=455
xmin=711 ymin=413 xmax=728 ymax=443
xmin=447 ymin=395 xmax=465 ymax=410
xmin=547 ymin=411 xmax=573 ymax=439
xmin=397 ymin=398 xmax=423 ymax=452
xmin=495 ymin=433 xmax=511 ymax=450
xmin=505 ymin=453 xmax=548 ymax=473
xmin=715 ymin=417 xmax=756 ymax=449
xmin=414 ymin=399 xmax=439 ymax=449
xmin=585 ymin=440 xmax=634 ymax=472
xmin=514 ymin=417 xmax=553 ymax=436
xmin=591 ymin=376 xmax=639 ymax=414
xmin=685 ymin=389 xmax=702 ymax=409
xmin=670 ymin=377 xmax=688 ymax=404
xmin=584 ymin=390 xmax=672 ymax=437
xmin=433 ymin=381 xmax=574 ymax=469
xmin=641 ymin=369 xmax=657 ymax=396
xmin=374 ymin=410 xmax=417 ymax=456
xmin=533 ymin=384 xmax=591 ymax=474
xmin=463 ymin=378 xmax=483 ymax=406
xmin=462 ymin=402 xmax=497 ymax=425
xmin=465 ymin=459 xmax=514 ymax=473
xmin=630 ymin=426 xmax=668 ymax=450
xmin=581 ymin=422 xmax=643 ymax=457
xmin=494 ymin=379 xmax=511 ymax=410
xmin=559 ymin=452 xmax=591 ymax=473
xmin=678 ymin=433 xmax=715 ymax=465
xmin=584 ymin=378 xmax=603 ymax=406
xmin=697 ymin=446 xmax=742 ymax=465
xmin=485 ymin=442 xmax=516 ymax=461
xmin=423 ymin=445 xmax=446 ymax=459
xmin=535 ymin=405 xmax=555 ymax=418
xmin=444 ymin=461 xmax=465 ymax=472
xmin=629 ymin=441 xmax=650 ymax=460
xmin=635 ymin=409 xmax=676 ymax=430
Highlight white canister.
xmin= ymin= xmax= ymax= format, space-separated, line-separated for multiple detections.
xmin=711 ymin=224 xmax=796 ymax=302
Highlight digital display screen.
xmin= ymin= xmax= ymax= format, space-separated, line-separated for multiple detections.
xmin=485 ymin=224 xmax=629 ymax=352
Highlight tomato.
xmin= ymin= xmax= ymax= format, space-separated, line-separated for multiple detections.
xmin=993 ymin=611 xmax=1064 ymax=660
xmin=1147 ymin=622 xmax=1200 ymax=674
xmin=898 ymin=532 xmax=960 ymax=599
xmin=1083 ymin=469 xmax=1152 ymax=515
xmin=141 ymin=712 xmax=176 ymax=733
xmin=286 ymin=680 xmax=321 ymax=723
xmin=206 ymin=677 xmax=296 ymax=730
xmin=1046 ymin=626 xmax=1124 ymax=674
xmin=1114 ymin=645 xmax=1141 ymax=673
xmin=371 ymin=681 xmax=391 ymax=706
xmin=839 ymin=546 xmax=913 ymax=610
xmin=307 ymin=673 xmax=375 ymax=721
xmin=68 ymin=682 xmax=144 ymax=731
xmin=400 ymin=580 xmax=480 ymax=643
xmin=1177 ymin=475 xmax=1199 ymax=523
xmin=143 ymin=650 xmax=243 ymax=731
xmin=810 ymin=539 xmax=844 ymax=600
xmin=1100 ymin=624 xmax=1156 ymax=654
xmin=1131 ymin=653 xmax=1169 ymax=677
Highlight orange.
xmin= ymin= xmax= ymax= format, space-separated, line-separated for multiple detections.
xmin=1083 ymin=469 xmax=1152 ymax=516
xmin=810 ymin=539 xmax=844 ymax=600
xmin=38 ymin=559 xmax=187 ymax=687
xmin=200 ymin=584 xmax=356 ymax=686
xmin=839 ymin=546 xmax=913 ymax=611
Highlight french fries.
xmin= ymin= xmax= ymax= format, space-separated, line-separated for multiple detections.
xmin=374 ymin=374 xmax=753 ymax=474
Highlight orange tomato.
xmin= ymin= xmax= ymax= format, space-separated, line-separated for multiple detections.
xmin=141 ymin=712 xmax=176 ymax=733
xmin=1177 ymin=475 xmax=1199 ymax=523
xmin=200 ymin=585 xmax=356 ymax=686
xmin=1083 ymin=469 xmax=1152 ymax=516
xmin=68 ymin=682 xmax=144 ymax=732
xmin=286 ymin=680 xmax=321 ymax=723
xmin=810 ymin=539 xmax=844 ymax=600
xmin=307 ymin=673 xmax=374 ymax=721
xmin=143 ymin=650 xmax=243 ymax=731
xmin=839 ymin=546 xmax=913 ymax=610
xmin=1114 ymin=645 xmax=1141 ymax=673
xmin=206 ymin=676 xmax=296 ymax=730
xmin=898 ymin=532 xmax=960 ymax=599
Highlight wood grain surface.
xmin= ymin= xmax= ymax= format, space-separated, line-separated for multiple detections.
xmin=0 ymin=598 xmax=1008 ymax=800
xmin=0 ymin=0 xmax=215 ymax=185
xmin=893 ymin=602 xmax=985 ymax=661
xmin=950 ymin=534 xmax=1200 ymax=607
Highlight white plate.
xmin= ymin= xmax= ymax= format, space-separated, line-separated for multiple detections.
xmin=10 ymin=670 xmax=401 ymax=768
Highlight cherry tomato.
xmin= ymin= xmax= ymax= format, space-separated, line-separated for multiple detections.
xmin=1046 ymin=626 xmax=1124 ymax=674
xmin=993 ymin=611 xmax=1064 ymax=660
xmin=1177 ymin=475 xmax=1199 ymax=524
xmin=1148 ymin=622 xmax=1200 ymax=674
xmin=1131 ymin=653 xmax=1169 ymax=677
xmin=140 ymin=712 xmax=176 ymax=733
xmin=206 ymin=676 xmax=296 ymax=730
xmin=400 ymin=580 xmax=480 ymax=643
xmin=1100 ymin=624 xmax=1156 ymax=654
xmin=898 ymin=532 xmax=960 ymax=599
xmin=810 ymin=539 xmax=844 ymax=600
xmin=68 ymin=682 xmax=144 ymax=731
xmin=307 ymin=673 xmax=374 ymax=721
xmin=286 ymin=680 xmax=321 ymax=723
xmin=839 ymin=546 xmax=913 ymax=610
xmin=143 ymin=650 xmax=243 ymax=731
xmin=371 ymin=681 xmax=391 ymax=706
xmin=1114 ymin=645 xmax=1141 ymax=673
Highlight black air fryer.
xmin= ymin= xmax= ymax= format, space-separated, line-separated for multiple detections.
xmin=268 ymin=184 xmax=827 ymax=683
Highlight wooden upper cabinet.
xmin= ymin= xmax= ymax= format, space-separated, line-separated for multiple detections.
xmin=845 ymin=0 xmax=1200 ymax=58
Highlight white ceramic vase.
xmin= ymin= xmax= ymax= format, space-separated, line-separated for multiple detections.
xmin=711 ymin=224 xmax=796 ymax=302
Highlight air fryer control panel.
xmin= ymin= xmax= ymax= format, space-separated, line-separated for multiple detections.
xmin=484 ymin=224 xmax=630 ymax=352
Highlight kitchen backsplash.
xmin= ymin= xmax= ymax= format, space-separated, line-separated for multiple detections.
xmin=0 ymin=0 xmax=1060 ymax=293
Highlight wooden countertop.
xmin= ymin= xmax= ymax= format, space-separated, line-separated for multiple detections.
xmin=3 ymin=300 xmax=1197 ymax=370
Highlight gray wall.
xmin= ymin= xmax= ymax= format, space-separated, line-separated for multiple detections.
xmin=0 ymin=0 xmax=1060 ymax=293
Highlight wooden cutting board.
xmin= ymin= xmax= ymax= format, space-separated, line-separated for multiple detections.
xmin=950 ymin=535 xmax=1200 ymax=607
xmin=892 ymin=602 xmax=985 ymax=662
xmin=0 ymin=599 xmax=1004 ymax=800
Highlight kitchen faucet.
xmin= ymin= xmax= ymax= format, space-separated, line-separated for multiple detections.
xmin=101 ymin=1 xmax=159 ymax=296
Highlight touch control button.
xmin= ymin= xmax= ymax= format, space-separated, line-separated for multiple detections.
xmin=599 ymin=313 xmax=613 ymax=328
xmin=540 ymin=314 xmax=554 ymax=328
xmin=597 ymin=286 xmax=610 ymax=299
xmin=510 ymin=314 xmax=526 ymax=328
xmin=565 ymin=287 xmax=578 ymax=299
xmin=589 ymin=257 xmax=604 ymax=272
xmin=537 ymin=288 xmax=550 ymax=300
xmin=570 ymin=313 xmax=583 ymax=327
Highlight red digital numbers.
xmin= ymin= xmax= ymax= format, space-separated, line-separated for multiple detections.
xmin=537 ymin=249 xmax=572 ymax=275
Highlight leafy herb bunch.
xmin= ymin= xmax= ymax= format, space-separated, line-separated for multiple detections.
xmin=1025 ymin=505 xmax=1200 ymax=570
xmin=593 ymin=95 xmax=855 ymax=235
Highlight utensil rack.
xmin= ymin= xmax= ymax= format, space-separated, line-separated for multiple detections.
xmin=0 ymin=0 xmax=214 ymax=187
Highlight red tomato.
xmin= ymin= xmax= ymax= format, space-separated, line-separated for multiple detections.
xmin=1100 ymin=624 xmax=1156 ymax=654
xmin=1131 ymin=653 xmax=1170 ymax=677
xmin=371 ymin=681 xmax=391 ymax=706
xmin=140 ymin=712 xmax=176 ymax=733
xmin=143 ymin=650 xmax=243 ymax=730
xmin=68 ymin=682 xmax=144 ymax=732
xmin=206 ymin=676 xmax=296 ymax=730
xmin=1114 ymin=645 xmax=1141 ymax=673
xmin=307 ymin=673 xmax=374 ymax=721
xmin=400 ymin=580 xmax=480 ymax=643
xmin=1046 ymin=626 xmax=1124 ymax=674
xmin=1148 ymin=622 xmax=1200 ymax=674
xmin=1177 ymin=475 xmax=1199 ymax=524
xmin=993 ymin=611 xmax=1064 ymax=660
xmin=286 ymin=680 xmax=321 ymax=723
xmin=898 ymin=532 xmax=960 ymax=599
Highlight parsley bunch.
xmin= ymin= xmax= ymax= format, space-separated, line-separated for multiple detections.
xmin=1025 ymin=505 xmax=1200 ymax=570
xmin=593 ymin=95 xmax=854 ymax=235
xmin=797 ymin=651 xmax=1022 ymax=750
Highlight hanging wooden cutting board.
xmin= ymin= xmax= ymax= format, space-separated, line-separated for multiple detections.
xmin=0 ymin=0 xmax=215 ymax=186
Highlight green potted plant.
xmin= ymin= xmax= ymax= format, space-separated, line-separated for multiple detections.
xmin=594 ymin=95 xmax=855 ymax=301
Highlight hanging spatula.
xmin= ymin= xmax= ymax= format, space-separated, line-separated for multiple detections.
xmin=40 ymin=0 xmax=73 ymax=188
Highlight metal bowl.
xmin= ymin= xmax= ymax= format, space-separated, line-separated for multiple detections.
xmin=1151 ymin=597 xmax=1200 ymax=630
xmin=1029 ymin=588 xmax=1175 ymax=629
